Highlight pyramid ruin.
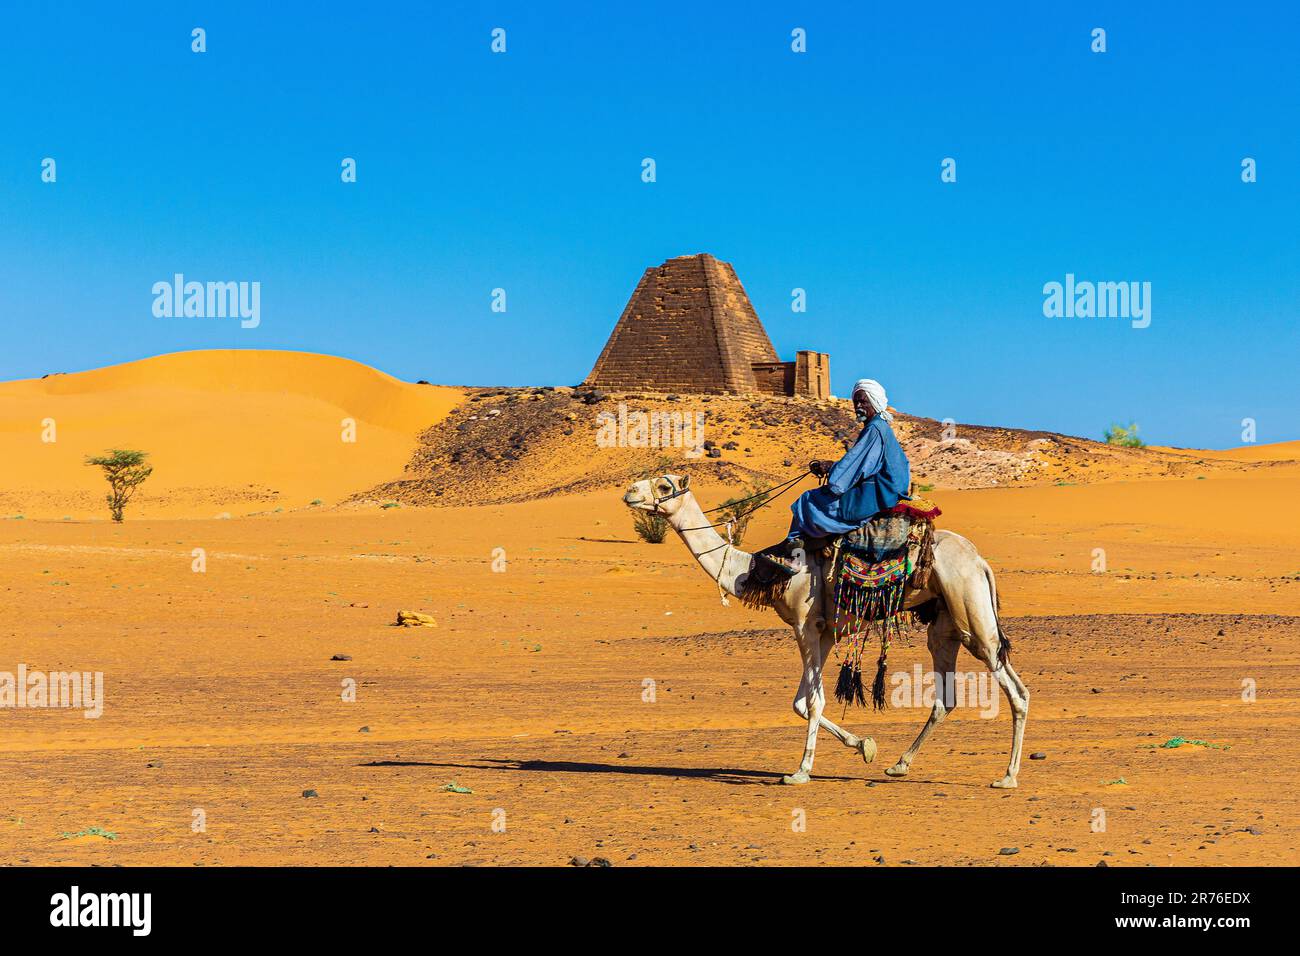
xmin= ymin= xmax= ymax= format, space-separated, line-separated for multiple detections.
xmin=584 ymin=253 xmax=829 ymax=398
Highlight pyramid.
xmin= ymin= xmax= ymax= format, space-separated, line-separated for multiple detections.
xmin=584 ymin=254 xmax=781 ymax=394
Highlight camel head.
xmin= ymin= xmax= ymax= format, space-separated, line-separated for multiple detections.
xmin=622 ymin=473 xmax=692 ymax=518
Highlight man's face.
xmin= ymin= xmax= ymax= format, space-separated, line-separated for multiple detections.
xmin=854 ymin=393 xmax=874 ymax=420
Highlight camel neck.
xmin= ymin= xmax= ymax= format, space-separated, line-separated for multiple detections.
xmin=669 ymin=495 xmax=751 ymax=598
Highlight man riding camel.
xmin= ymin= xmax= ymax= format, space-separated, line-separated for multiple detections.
xmin=757 ymin=378 xmax=911 ymax=575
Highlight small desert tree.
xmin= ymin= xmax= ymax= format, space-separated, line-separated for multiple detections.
xmin=716 ymin=483 xmax=769 ymax=546
xmin=85 ymin=449 xmax=153 ymax=522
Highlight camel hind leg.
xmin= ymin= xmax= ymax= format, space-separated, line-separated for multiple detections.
xmin=964 ymin=564 xmax=1029 ymax=788
xmin=985 ymin=652 xmax=1029 ymax=789
xmin=885 ymin=610 xmax=960 ymax=777
xmin=900 ymin=534 xmax=1030 ymax=788
xmin=956 ymin=564 xmax=1024 ymax=790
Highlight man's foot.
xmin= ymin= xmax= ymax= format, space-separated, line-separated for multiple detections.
xmin=754 ymin=538 xmax=803 ymax=577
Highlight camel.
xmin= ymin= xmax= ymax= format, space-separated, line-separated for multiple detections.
xmin=623 ymin=474 xmax=1029 ymax=787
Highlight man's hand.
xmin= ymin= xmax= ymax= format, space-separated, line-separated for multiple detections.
xmin=809 ymin=459 xmax=833 ymax=478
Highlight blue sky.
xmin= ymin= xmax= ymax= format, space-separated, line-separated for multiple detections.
xmin=2 ymin=1 xmax=1296 ymax=448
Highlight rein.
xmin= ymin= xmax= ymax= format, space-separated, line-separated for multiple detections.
xmin=670 ymin=471 xmax=810 ymax=531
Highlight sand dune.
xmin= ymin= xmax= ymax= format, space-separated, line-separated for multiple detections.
xmin=0 ymin=350 xmax=462 ymax=519
xmin=1153 ymin=440 xmax=1300 ymax=463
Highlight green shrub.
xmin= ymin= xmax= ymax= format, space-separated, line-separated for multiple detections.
xmin=1103 ymin=423 xmax=1145 ymax=448
xmin=632 ymin=510 xmax=669 ymax=544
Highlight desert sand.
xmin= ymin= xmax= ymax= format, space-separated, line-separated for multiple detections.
xmin=0 ymin=351 xmax=1296 ymax=866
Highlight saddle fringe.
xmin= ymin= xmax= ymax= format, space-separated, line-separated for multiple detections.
xmin=737 ymin=560 xmax=795 ymax=609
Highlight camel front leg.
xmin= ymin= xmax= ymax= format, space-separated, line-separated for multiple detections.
xmin=782 ymin=625 xmax=824 ymax=785
xmin=789 ymin=631 xmax=877 ymax=764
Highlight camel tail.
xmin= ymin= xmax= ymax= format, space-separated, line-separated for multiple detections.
xmin=983 ymin=559 xmax=1011 ymax=668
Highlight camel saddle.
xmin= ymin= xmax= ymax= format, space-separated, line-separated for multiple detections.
xmin=814 ymin=496 xmax=942 ymax=589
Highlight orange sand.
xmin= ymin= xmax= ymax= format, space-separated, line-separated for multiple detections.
xmin=0 ymin=351 xmax=1295 ymax=866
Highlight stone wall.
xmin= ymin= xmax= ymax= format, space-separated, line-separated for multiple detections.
xmin=795 ymin=351 xmax=830 ymax=399
xmin=750 ymin=361 xmax=795 ymax=396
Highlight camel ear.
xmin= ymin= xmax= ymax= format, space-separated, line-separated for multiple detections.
xmin=679 ymin=474 xmax=690 ymax=490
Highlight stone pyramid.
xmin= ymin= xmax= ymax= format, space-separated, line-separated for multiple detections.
xmin=584 ymin=253 xmax=779 ymax=394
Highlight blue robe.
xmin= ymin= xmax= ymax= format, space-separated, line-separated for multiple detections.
xmin=787 ymin=416 xmax=911 ymax=538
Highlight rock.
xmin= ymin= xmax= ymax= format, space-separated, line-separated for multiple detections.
xmin=303 ymin=789 xmax=319 ymax=798
xmin=587 ymin=857 xmax=612 ymax=867
xmin=394 ymin=610 xmax=437 ymax=628
xmin=330 ymin=654 xmax=352 ymax=661
xmin=707 ymin=447 xmax=722 ymax=458
xmin=1091 ymin=688 xmax=1102 ymax=694
xmin=1029 ymin=752 xmax=1047 ymax=760
xmin=358 ymin=726 xmax=370 ymax=733
xmin=998 ymin=847 xmax=1019 ymax=856
xmin=568 ymin=856 xmax=589 ymax=867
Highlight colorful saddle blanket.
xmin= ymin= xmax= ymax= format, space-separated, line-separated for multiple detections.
xmin=840 ymin=496 xmax=940 ymax=562
xmin=831 ymin=498 xmax=941 ymax=710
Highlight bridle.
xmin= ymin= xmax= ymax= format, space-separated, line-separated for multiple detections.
xmin=648 ymin=476 xmax=692 ymax=514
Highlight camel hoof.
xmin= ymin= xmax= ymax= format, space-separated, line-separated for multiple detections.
xmin=883 ymin=761 xmax=909 ymax=778
xmin=781 ymin=771 xmax=811 ymax=785
xmin=991 ymin=776 xmax=1018 ymax=789
xmin=858 ymin=737 xmax=877 ymax=764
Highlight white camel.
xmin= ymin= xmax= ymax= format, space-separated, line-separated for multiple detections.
xmin=623 ymin=474 xmax=1030 ymax=787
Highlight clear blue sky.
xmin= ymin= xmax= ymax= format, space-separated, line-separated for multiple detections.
xmin=2 ymin=2 xmax=1296 ymax=448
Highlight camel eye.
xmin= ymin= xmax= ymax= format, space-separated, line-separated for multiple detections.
xmin=657 ymin=482 xmax=670 ymax=493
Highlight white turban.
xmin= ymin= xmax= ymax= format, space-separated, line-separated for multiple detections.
xmin=852 ymin=379 xmax=892 ymax=421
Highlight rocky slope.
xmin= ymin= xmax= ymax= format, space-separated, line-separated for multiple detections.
xmin=357 ymin=387 xmax=1267 ymax=507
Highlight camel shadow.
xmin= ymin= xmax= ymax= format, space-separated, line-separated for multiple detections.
xmin=360 ymin=757 xmax=860 ymax=786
